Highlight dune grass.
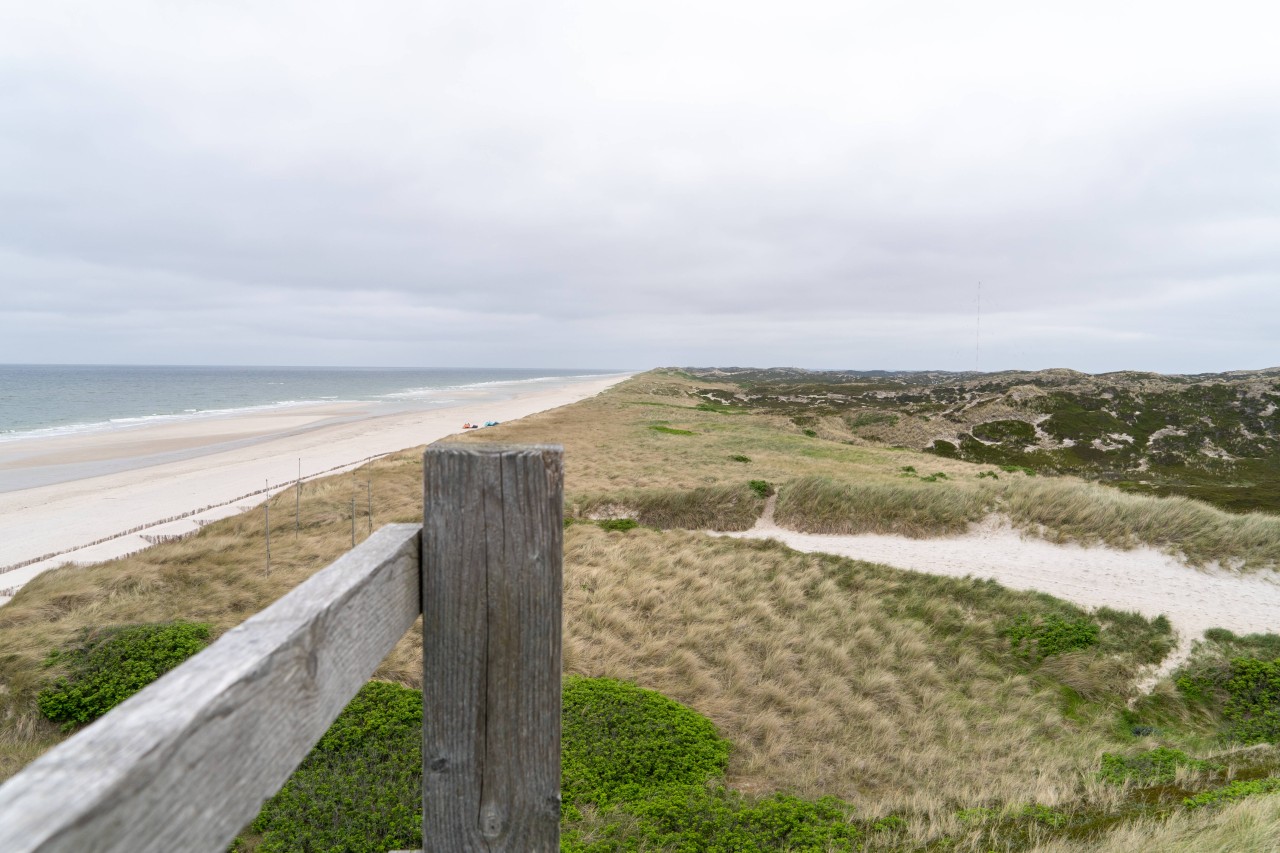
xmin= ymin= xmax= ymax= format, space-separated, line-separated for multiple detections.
xmin=775 ymin=475 xmax=993 ymax=537
xmin=0 ymin=451 xmax=427 ymax=781
xmin=467 ymin=370 xmax=1280 ymax=568
xmin=2 ymin=369 xmax=1279 ymax=848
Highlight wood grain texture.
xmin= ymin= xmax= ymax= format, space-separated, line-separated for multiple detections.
xmin=423 ymin=443 xmax=563 ymax=852
xmin=0 ymin=523 xmax=422 ymax=853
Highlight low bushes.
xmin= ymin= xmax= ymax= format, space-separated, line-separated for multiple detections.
xmin=244 ymin=676 xmax=877 ymax=851
xmin=1099 ymin=748 xmax=1215 ymax=785
xmin=1223 ymin=658 xmax=1280 ymax=744
xmin=1173 ymin=633 xmax=1280 ymax=744
xmin=561 ymin=676 xmax=729 ymax=811
xmin=565 ymin=788 xmax=863 ymax=852
xmin=1002 ymin=613 xmax=1099 ymax=661
xmin=1185 ymin=777 xmax=1280 ymax=809
xmin=247 ymin=681 xmax=422 ymax=853
xmin=37 ymin=621 xmax=212 ymax=729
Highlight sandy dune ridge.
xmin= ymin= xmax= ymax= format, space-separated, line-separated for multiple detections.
xmin=725 ymin=497 xmax=1280 ymax=690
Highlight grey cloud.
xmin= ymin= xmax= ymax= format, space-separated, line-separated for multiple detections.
xmin=0 ymin=1 xmax=1277 ymax=370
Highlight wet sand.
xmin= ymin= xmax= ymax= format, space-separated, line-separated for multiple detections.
xmin=0 ymin=373 xmax=631 ymax=604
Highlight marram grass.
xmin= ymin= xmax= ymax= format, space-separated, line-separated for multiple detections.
xmin=2 ymin=370 xmax=1279 ymax=849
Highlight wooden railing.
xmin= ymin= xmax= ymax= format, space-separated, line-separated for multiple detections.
xmin=0 ymin=443 xmax=564 ymax=853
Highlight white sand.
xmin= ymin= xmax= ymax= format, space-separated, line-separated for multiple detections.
xmin=0 ymin=373 xmax=631 ymax=605
xmin=724 ymin=498 xmax=1280 ymax=689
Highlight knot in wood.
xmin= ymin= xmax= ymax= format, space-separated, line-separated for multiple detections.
xmin=480 ymin=804 xmax=504 ymax=840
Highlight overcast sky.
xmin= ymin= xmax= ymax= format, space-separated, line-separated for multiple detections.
xmin=1 ymin=1 xmax=1277 ymax=373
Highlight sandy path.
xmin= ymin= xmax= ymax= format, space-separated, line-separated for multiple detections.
xmin=0 ymin=374 xmax=631 ymax=605
xmin=723 ymin=498 xmax=1280 ymax=688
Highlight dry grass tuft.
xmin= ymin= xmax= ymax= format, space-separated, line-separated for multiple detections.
xmin=1031 ymin=792 xmax=1280 ymax=852
xmin=555 ymin=527 xmax=1134 ymax=818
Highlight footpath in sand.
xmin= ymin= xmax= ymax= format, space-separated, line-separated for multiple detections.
xmin=0 ymin=374 xmax=631 ymax=605
xmin=724 ymin=498 xmax=1280 ymax=686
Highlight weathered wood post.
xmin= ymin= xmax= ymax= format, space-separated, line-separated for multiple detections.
xmin=422 ymin=444 xmax=563 ymax=851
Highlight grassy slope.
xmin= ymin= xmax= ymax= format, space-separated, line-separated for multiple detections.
xmin=1 ymin=370 xmax=1277 ymax=849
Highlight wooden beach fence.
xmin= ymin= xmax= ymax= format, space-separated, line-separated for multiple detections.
xmin=0 ymin=443 xmax=564 ymax=853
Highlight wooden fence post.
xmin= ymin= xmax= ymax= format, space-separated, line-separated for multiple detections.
xmin=422 ymin=443 xmax=563 ymax=852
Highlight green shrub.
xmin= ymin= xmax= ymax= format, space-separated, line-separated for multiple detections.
xmin=37 ymin=621 xmax=212 ymax=728
xmin=597 ymin=518 xmax=640 ymax=532
xmin=1184 ymin=777 xmax=1280 ymax=808
xmin=972 ymin=419 xmax=1037 ymax=444
xmin=247 ymin=676 xmax=883 ymax=852
xmin=899 ymin=465 xmax=917 ymax=475
xmin=729 ymin=454 xmax=751 ymax=463
xmin=802 ymin=428 xmax=818 ymax=437
xmin=977 ymin=470 xmax=999 ymax=480
xmin=927 ymin=439 xmax=958 ymax=458
xmin=250 ymin=681 xmax=422 ymax=853
xmin=748 ymin=480 xmax=774 ymax=498
xmin=1000 ymin=464 xmax=1036 ymax=476
xmin=920 ymin=472 xmax=949 ymax=482
xmin=1098 ymin=748 xmax=1215 ymax=785
xmin=1002 ymin=613 xmax=1099 ymax=660
xmin=1223 ymin=657 xmax=1280 ymax=743
xmin=564 ymin=788 xmax=862 ymax=852
xmin=561 ymin=675 xmax=730 ymax=810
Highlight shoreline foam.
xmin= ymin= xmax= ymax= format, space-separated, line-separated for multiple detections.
xmin=0 ymin=372 xmax=632 ymax=605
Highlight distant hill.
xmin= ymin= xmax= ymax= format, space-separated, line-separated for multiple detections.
xmin=680 ymin=366 xmax=1280 ymax=514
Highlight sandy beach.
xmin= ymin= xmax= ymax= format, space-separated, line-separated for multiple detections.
xmin=726 ymin=499 xmax=1280 ymax=688
xmin=0 ymin=373 xmax=631 ymax=605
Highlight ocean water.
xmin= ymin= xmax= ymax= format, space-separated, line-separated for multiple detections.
xmin=0 ymin=365 xmax=618 ymax=442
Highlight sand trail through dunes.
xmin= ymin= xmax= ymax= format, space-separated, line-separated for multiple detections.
xmin=722 ymin=498 xmax=1280 ymax=691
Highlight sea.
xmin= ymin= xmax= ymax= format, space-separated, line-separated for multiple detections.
xmin=0 ymin=365 xmax=622 ymax=443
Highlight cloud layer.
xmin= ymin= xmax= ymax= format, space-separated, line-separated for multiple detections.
xmin=2 ymin=1 xmax=1277 ymax=371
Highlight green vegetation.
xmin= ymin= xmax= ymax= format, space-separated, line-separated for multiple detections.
xmin=561 ymin=675 xmax=730 ymax=811
xmin=37 ymin=621 xmax=211 ymax=729
xmin=1223 ymin=658 xmax=1280 ymax=743
xmin=682 ymin=366 xmax=1280 ymax=516
xmin=1002 ymin=613 xmax=1100 ymax=661
xmin=246 ymin=681 xmax=422 ymax=853
xmin=7 ymin=368 xmax=1280 ymax=850
xmin=747 ymin=479 xmax=773 ymax=498
xmin=1169 ymin=633 xmax=1280 ymax=744
xmin=566 ymin=788 xmax=864 ymax=852
xmin=1098 ymin=748 xmax=1215 ymax=785
xmin=1185 ymin=777 xmax=1280 ymax=809
xmin=650 ymin=425 xmax=696 ymax=436
xmin=597 ymin=518 xmax=640 ymax=532
xmin=246 ymin=676 xmax=877 ymax=852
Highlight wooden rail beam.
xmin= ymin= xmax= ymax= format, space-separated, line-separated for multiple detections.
xmin=0 ymin=523 xmax=422 ymax=853
xmin=422 ymin=443 xmax=563 ymax=852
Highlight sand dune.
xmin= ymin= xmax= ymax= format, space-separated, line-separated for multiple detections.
xmin=725 ymin=498 xmax=1280 ymax=689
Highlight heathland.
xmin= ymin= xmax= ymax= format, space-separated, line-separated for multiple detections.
xmin=2 ymin=369 xmax=1279 ymax=851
